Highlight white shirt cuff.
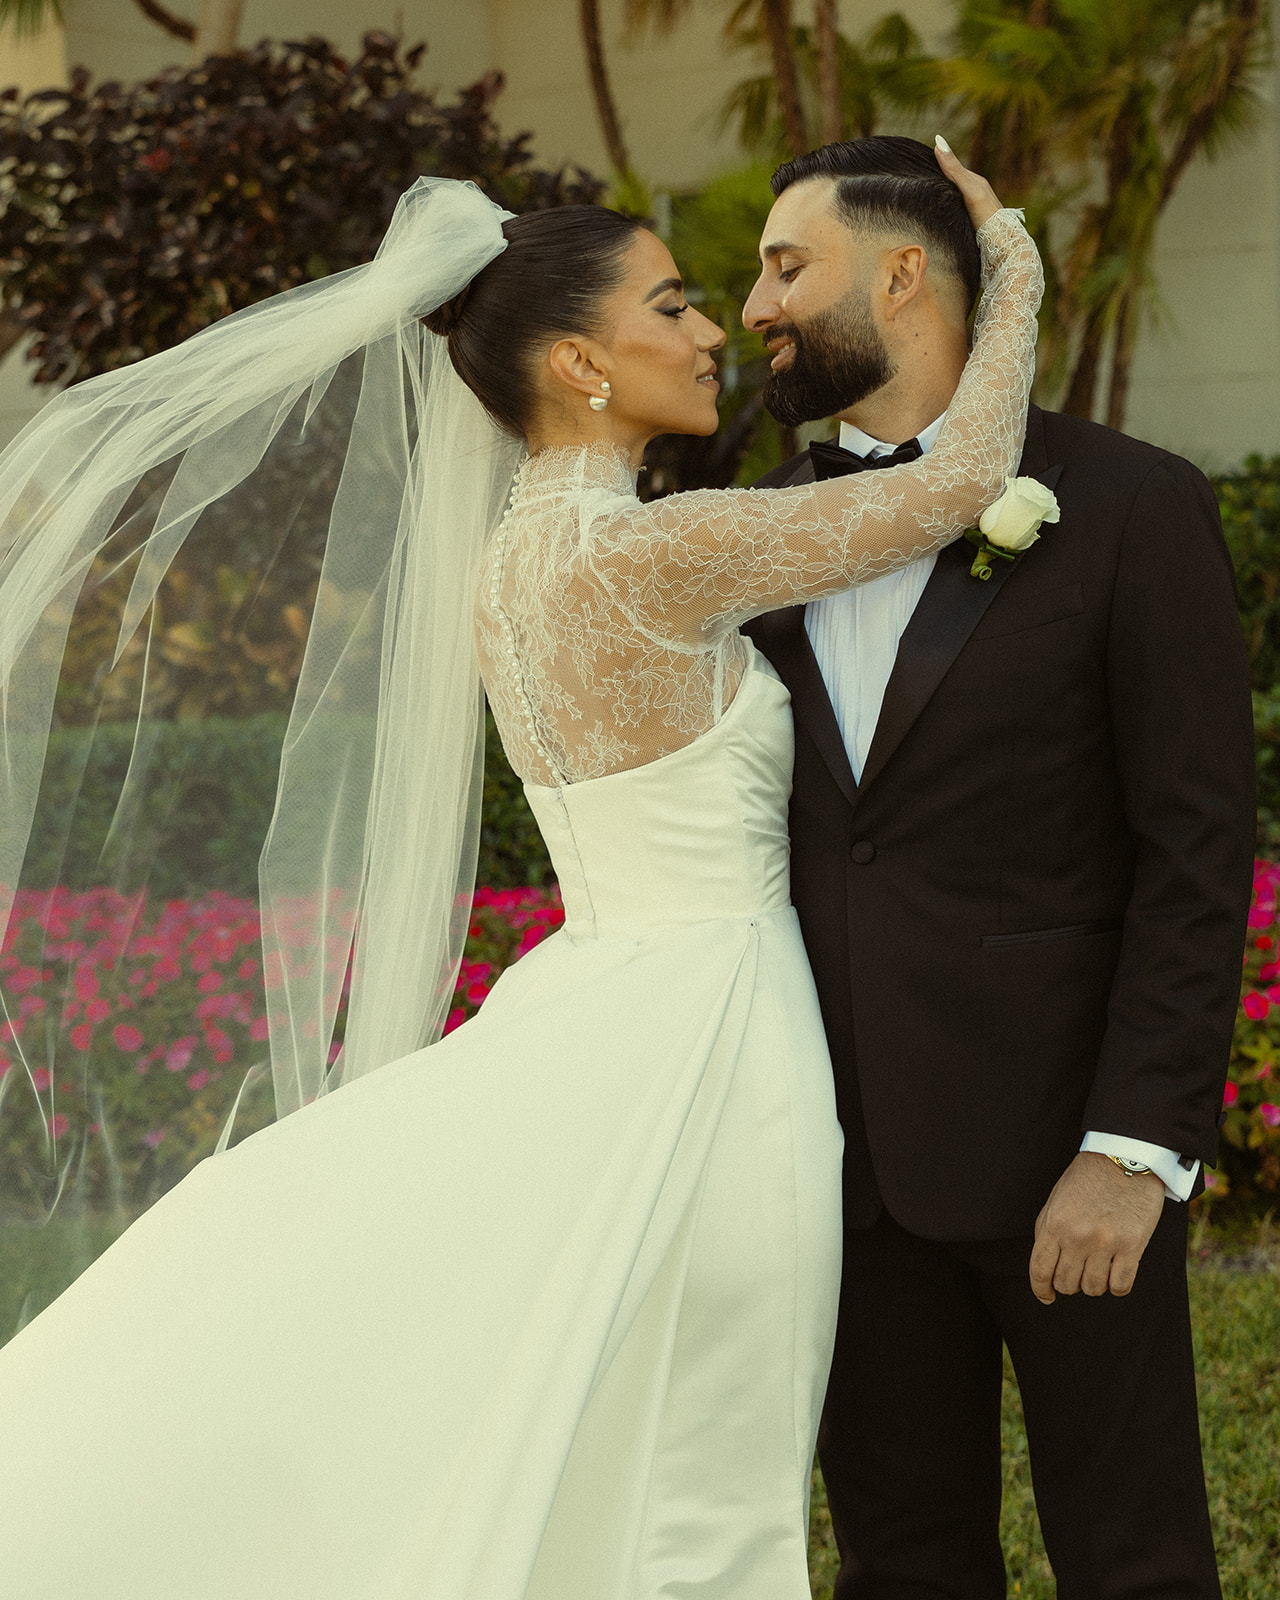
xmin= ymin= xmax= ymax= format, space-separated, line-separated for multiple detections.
xmin=1080 ymin=1131 xmax=1198 ymax=1201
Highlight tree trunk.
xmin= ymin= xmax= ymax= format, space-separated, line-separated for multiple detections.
xmin=1105 ymin=288 xmax=1136 ymax=432
xmin=1160 ymin=0 xmax=1262 ymax=208
xmin=760 ymin=0 xmax=807 ymax=157
xmin=579 ymin=0 xmax=631 ymax=174
xmin=192 ymin=0 xmax=242 ymax=59
xmin=1061 ymin=299 xmax=1106 ymax=420
xmin=132 ymin=0 xmax=195 ymax=41
xmin=814 ymin=0 xmax=842 ymax=146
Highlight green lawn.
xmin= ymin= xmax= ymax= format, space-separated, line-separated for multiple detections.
xmin=808 ymin=1234 xmax=1280 ymax=1598
xmin=3 ymin=1215 xmax=1275 ymax=1596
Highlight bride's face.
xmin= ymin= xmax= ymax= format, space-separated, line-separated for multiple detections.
xmin=545 ymin=231 xmax=726 ymax=448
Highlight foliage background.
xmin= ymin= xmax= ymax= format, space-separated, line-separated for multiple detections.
xmin=0 ymin=31 xmax=602 ymax=384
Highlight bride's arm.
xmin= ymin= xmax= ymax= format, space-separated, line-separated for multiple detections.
xmin=593 ymin=208 xmax=1043 ymax=643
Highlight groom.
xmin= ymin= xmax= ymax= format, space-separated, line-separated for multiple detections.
xmin=742 ymin=137 xmax=1254 ymax=1597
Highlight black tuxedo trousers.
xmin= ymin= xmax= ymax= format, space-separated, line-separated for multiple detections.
xmin=745 ymin=407 xmax=1254 ymax=1597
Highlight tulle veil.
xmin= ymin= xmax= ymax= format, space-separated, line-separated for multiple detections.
xmin=0 ymin=178 xmax=523 ymax=1262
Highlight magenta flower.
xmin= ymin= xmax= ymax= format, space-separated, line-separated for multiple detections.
xmin=113 ymin=1022 xmax=144 ymax=1052
xmin=249 ymin=1015 xmax=270 ymax=1042
xmin=47 ymin=1113 xmax=68 ymax=1139
xmin=165 ymin=1036 xmax=197 ymax=1073
xmin=31 ymin=1066 xmax=52 ymax=1091
xmin=1260 ymin=1103 xmax=1280 ymax=1128
xmin=1223 ymin=1081 xmax=1239 ymax=1108
xmin=187 ymin=1067 xmax=211 ymax=1091
xmin=204 ymin=1025 xmax=233 ymax=1065
xmin=84 ymin=997 xmax=111 ymax=1024
xmin=143 ymin=1129 xmax=166 ymax=1149
xmin=196 ymin=972 xmax=222 ymax=994
xmin=69 ymin=1023 xmax=92 ymax=1051
xmin=1242 ymin=992 xmax=1270 ymax=1022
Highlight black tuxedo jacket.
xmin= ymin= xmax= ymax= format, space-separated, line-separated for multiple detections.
xmin=743 ymin=405 xmax=1255 ymax=1240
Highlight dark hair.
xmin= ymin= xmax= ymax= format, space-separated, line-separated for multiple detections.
xmin=424 ymin=205 xmax=646 ymax=438
xmin=771 ymin=136 xmax=981 ymax=315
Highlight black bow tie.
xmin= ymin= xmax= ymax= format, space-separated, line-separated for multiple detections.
xmin=808 ymin=436 xmax=924 ymax=480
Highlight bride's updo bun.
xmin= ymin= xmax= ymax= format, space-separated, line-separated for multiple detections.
xmin=426 ymin=205 xmax=644 ymax=439
xmin=422 ymin=283 xmax=473 ymax=338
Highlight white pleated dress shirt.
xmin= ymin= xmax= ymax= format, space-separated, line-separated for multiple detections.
xmin=804 ymin=417 xmax=1195 ymax=1200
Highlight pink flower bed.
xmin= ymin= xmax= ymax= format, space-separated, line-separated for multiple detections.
xmin=5 ymin=864 xmax=1278 ymax=1206
xmin=0 ymin=883 xmax=562 ymax=1206
xmin=1218 ymin=859 xmax=1280 ymax=1199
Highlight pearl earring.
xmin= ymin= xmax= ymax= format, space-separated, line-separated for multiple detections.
xmin=588 ymin=381 xmax=611 ymax=413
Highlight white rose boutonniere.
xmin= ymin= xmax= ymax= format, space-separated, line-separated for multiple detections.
xmin=964 ymin=476 xmax=1061 ymax=580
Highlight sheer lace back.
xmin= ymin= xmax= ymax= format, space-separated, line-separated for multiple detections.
xmin=476 ymin=445 xmax=750 ymax=784
xmin=475 ymin=207 xmax=1043 ymax=787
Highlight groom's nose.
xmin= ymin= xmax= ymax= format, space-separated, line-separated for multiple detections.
xmin=742 ymin=274 xmax=780 ymax=333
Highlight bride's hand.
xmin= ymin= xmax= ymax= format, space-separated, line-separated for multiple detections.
xmin=933 ymin=137 xmax=1003 ymax=229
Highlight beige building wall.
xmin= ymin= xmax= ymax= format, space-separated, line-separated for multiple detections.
xmin=2 ymin=0 xmax=1277 ymax=467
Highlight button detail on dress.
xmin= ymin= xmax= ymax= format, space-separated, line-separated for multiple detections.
xmin=850 ymin=840 xmax=876 ymax=865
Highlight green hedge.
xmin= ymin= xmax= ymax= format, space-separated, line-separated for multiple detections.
xmin=1214 ymin=456 xmax=1280 ymax=850
xmin=20 ymin=457 xmax=1280 ymax=894
xmin=22 ymin=711 xmax=551 ymax=900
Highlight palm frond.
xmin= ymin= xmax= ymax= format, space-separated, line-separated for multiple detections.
xmin=0 ymin=0 xmax=62 ymax=36
xmin=621 ymin=0 xmax=695 ymax=44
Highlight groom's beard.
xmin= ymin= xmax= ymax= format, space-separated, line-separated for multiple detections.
xmin=761 ymin=289 xmax=896 ymax=428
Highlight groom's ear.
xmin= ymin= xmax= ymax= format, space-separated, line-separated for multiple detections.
xmin=881 ymin=243 xmax=929 ymax=322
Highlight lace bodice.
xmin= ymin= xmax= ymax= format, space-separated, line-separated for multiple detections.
xmin=475 ymin=209 xmax=1042 ymax=786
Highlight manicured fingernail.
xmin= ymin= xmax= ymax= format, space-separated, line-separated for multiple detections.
xmin=935 ymin=134 xmax=952 ymax=154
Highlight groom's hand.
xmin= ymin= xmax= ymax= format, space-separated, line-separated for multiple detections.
xmin=1029 ymin=1152 xmax=1165 ymax=1304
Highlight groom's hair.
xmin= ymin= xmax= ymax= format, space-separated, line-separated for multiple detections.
xmin=771 ymin=136 xmax=982 ymax=316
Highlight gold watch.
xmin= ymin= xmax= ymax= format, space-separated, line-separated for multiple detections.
xmin=1106 ymin=1154 xmax=1153 ymax=1178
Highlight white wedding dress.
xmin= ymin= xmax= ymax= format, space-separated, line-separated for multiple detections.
xmin=0 ymin=210 xmax=1040 ymax=1600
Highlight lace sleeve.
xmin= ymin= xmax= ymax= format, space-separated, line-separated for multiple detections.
xmin=589 ymin=209 xmax=1042 ymax=644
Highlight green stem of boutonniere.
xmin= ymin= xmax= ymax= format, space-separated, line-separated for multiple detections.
xmin=963 ymin=528 xmax=1017 ymax=582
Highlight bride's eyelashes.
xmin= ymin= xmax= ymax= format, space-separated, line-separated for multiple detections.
xmin=661 ymin=303 xmax=692 ymax=318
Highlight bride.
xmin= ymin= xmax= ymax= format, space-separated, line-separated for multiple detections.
xmin=0 ymin=144 xmax=1039 ymax=1597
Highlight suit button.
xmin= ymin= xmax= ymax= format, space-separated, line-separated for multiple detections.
xmin=850 ymin=840 xmax=876 ymax=865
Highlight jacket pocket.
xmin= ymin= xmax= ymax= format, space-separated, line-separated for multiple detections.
xmin=973 ymin=580 xmax=1085 ymax=640
xmin=981 ymin=919 xmax=1121 ymax=949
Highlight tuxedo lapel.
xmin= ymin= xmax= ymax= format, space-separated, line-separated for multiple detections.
xmin=857 ymin=409 xmax=1064 ymax=795
xmin=750 ymin=608 xmax=857 ymax=806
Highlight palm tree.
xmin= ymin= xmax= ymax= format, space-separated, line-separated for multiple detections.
xmin=580 ymin=0 xmax=632 ymax=174
xmin=756 ymin=0 xmax=808 ymax=156
xmin=0 ymin=0 xmax=56 ymax=32
xmin=814 ymin=0 xmax=842 ymax=143
xmin=719 ymin=11 xmax=931 ymax=159
xmin=939 ymin=0 xmax=1267 ymax=427
xmin=0 ymin=0 xmax=241 ymax=53
xmin=624 ymin=0 xmax=809 ymax=156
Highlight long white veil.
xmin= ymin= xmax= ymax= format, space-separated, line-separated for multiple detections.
xmin=0 ymin=176 xmax=523 ymax=1226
